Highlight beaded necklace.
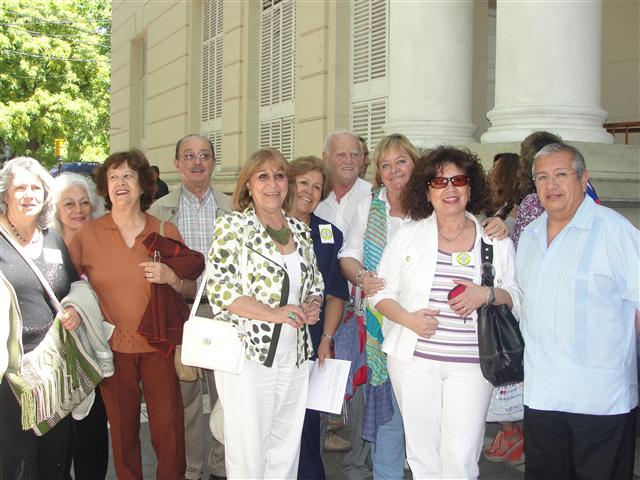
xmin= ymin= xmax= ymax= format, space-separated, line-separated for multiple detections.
xmin=265 ymin=224 xmax=291 ymax=246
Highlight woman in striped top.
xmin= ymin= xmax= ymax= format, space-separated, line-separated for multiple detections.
xmin=370 ymin=147 xmax=521 ymax=479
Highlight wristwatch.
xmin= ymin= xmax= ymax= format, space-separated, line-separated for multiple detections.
xmin=486 ymin=286 xmax=496 ymax=306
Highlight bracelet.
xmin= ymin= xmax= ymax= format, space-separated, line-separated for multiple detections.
xmin=321 ymin=333 xmax=333 ymax=342
xmin=355 ymin=268 xmax=366 ymax=288
xmin=177 ymin=278 xmax=184 ymax=294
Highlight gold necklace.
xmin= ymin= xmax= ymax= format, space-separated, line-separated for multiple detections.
xmin=438 ymin=219 xmax=468 ymax=243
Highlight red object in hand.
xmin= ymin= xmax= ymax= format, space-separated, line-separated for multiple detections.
xmin=447 ymin=284 xmax=466 ymax=300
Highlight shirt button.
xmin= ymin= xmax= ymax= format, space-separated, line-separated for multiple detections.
xmin=405 ymin=256 xmax=411 ymax=262
xmin=497 ymin=278 xmax=503 ymax=285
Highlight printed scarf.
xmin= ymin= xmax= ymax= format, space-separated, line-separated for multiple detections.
xmin=361 ymin=188 xmax=395 ymax=443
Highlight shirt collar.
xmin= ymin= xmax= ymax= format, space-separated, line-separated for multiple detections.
xmin=180 ymin=186 xmax=213 ymax=206
xmin=531 ymin=194 xmax=592 ymax=245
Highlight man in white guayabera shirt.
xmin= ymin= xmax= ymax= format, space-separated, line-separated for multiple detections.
xmin=516 ymin=142 xmax=639 ymax=480
xmin=149 ymin=134 xmax=231 ymax=480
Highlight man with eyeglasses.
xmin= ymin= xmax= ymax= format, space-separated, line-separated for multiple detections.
xmin=516 ymin=143 xmax=639 ymax=480
xmin=149 ymin=134 xmax=231 ymax=480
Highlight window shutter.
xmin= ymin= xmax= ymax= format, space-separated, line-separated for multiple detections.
xmin=260 ymin=7 xmax=272 ymax=107
xmin=351 ymin=99 xmax=387 ymax=150
xmin=201 ymin=0 xmax=223 ymax=139
xmin=259 ymin=116 xmax=295 ymax=162
xmin=351 ymin=0 xmax=388 ymax=150
xmin=259 ymin=0 xmax=296 ymax=158
xmin=369 ymin=99 xmax=387 ymax=147
xmin=280 ymin=1 xmax=295 ymax=103
xmin=203 ymin=130 xmax=222 ymax=162
xmin=370 ymin=0 xmax=387 ymax=80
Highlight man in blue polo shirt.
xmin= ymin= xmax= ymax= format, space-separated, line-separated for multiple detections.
xmin=516 ymin=142 xmax=639 ymax=479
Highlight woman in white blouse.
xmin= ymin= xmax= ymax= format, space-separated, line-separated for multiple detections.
xmin=339 ymin=133 xmax=419 ymax=479
xmin=370 ymin=146 xmax=521 ymax=479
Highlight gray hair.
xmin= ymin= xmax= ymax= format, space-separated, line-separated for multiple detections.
xmin=0 ymin=157 xmax=55 ymax=229
xmin=322 ymin=130 xmax=362 ymax=156
xmin=51 ymin=172 xmax=102 ymax=231
xmin=532 ymin=143 xmax=587 ymax=178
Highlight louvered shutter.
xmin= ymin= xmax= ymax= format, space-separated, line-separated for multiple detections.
xmin=258 ymin=117 xmax=295 ymax=162
xmin=351 ymin=99 xmax=387 ymax=151
xmin=201 ymin=0 xmax=223 ymax=150
xmin=259 ymin=0 xmax=296 ymax=159
xmin=203 ymin=131 xmax=222 ymax=162
xmin=350 ymin=0 xmax=388 ymax=150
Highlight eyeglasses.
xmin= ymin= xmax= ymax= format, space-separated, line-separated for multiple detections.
xmin=428 ymin=175 xmax=470 ymax=189
xmin=182 ymin=151 xmax=213 ymax=162
xmin=532 ymin=171 xmax=578 ymax=184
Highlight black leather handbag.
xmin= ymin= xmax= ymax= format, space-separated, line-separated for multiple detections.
xmin=476 ymin=240 xmax=524 ymax=386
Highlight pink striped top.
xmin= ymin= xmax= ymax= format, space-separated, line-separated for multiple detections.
xmin=413 ymin=249 xmax=479 ymax=363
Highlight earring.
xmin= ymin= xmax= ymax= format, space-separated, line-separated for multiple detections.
xmin=248 ymin=190 xmax=252 ymax=198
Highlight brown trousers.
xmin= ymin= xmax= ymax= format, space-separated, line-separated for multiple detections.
xmin=101 ymin=350 xmax=186 ymax=479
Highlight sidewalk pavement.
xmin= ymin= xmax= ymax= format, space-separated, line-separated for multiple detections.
xmin=105 ymin=397 xmax=527 ymax=479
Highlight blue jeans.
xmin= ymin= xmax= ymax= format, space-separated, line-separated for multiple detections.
xmin=370 ymin=390 xmax=405 ymax=480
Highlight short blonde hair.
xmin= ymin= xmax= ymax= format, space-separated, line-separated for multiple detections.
xmin=371 ymin=133 xmax=420 ymax=190
xmin=232 ymin=148 xmax=294 ymax=212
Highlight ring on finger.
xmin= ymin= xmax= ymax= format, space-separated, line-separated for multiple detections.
xmin=287 ymin=312 xmax=297 ymax=321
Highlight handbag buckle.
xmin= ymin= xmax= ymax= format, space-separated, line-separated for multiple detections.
xmin=152 ymin=250 xmax=161 ymax=263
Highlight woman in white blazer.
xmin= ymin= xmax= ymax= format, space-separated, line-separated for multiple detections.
xmin=370 ymin=146 xmax=521 ymax=479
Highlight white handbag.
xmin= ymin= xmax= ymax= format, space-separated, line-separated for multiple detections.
xmin=181 ymin=228 xmax=249 ymax=375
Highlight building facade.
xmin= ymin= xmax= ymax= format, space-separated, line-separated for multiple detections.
xmin=109 ymin=0 xmax=640 ymax=225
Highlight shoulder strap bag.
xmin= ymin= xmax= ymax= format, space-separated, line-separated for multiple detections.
xmin=0 ymin=224 xmax=103 ymax=435
xmin=476 ymin=239 xmax=525 ymax=386
xmin=180 ymin=224 xmax=249 ymax=375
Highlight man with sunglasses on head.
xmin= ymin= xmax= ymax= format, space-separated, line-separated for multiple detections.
xmin=516 ymin=143 xmax=639 ymax=480
xmin=149 ymin=134 xmax=231 ymax=480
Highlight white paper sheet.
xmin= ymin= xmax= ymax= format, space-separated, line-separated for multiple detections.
xmin=306 ymin=358 xmax=351 ymax=414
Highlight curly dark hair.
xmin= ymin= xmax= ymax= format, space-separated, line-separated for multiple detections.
xmin=515 ymin=131 xmax=562 ymax=201
xmin=95 ymin=149 xmax=155 ymax=212
xmin=402 ymin=146 xmax=491 ymax=220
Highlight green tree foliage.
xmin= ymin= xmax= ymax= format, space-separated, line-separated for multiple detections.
xmin=0 ymin=0 xmax=110 ymax=167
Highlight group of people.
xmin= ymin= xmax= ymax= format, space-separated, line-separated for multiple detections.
xmin=0 ymin=128 xmax=637 ymax=480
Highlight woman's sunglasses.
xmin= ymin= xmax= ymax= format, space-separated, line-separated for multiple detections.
xmin=427 ymin=175 xmax=470 ymax=189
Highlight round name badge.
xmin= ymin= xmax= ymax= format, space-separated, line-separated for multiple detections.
xmin=456 ymin=252 xmax=471 ymax=266
xmin=318 ymin=224 xmax=334 ymax=244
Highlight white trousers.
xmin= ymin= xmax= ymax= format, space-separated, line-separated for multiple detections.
xmin=215 ymin=348 xmax=310 ymax=480
xmin=387 ymin=355 xmax=493 ymax=480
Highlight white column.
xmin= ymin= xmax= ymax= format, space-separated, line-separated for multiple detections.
xmin=482 ymin=0 xmax=612 ymax=144
xmin=386 ymin=1 xmax=476 ymax=147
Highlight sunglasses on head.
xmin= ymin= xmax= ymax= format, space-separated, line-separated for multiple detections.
xmin=428 ymin=175 xmax=470 ymax=189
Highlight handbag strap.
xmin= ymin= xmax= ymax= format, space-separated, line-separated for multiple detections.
xmin=480 ymin=239 xmax=495 ymax=288
xmin=0 ymin=224 xmax=64 ymax=316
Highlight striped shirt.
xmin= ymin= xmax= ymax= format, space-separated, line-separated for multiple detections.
xmin=175 ymin=187 xmax=218 ymax=287
xmin=414 ymin=249 xmax=478 ymax=363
